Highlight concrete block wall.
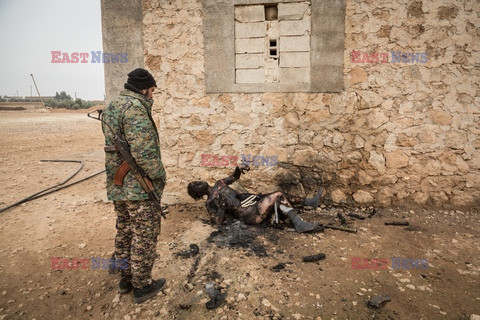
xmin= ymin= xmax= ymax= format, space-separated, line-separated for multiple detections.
xmin=234 ymin=2 xmax=312 ymax=85
xmin=278 ymin=2 xmax=309 ymax=20
xmin=278 ymin=1 xmax=311 ymax=83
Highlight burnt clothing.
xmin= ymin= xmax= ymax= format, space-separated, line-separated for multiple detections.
xmin=205 ymin=167 xmax=246 ymax=224
xmin=204 ymin=167 xmax=301 ymax=225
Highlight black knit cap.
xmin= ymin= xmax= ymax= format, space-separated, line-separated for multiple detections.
xmin=126 ymin=68 xmax=157 ymax=90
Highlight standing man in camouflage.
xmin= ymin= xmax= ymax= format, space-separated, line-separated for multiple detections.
xmin=102 ymin=68 xmax=167 ymax=304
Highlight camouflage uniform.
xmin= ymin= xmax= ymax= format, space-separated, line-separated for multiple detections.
xmin=102 ymin=89 xmax=166 ymax=288
xmin=102 ymin=90 xmax=166 ymax=201
xmin=114 ymin=200 xmax=161 ymax=288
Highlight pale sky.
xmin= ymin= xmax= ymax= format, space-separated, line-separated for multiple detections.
xmin=0 ymin=0 xmax=105 ymax=100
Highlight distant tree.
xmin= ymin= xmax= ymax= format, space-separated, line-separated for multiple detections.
xmin=55 ymin=91 xmax=72 ymax=101
xmin=44 ymin=97 xmax=95 ymax=110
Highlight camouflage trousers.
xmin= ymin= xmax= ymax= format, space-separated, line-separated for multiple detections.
xmin=114 ymin=200 xmax=161 ymax=288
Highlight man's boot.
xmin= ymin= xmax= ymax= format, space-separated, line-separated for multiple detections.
xmin=279 ymin=204 xmax=323 ymax=233
xmin=133 ymin=278 xmax=166 ymax=304
xmin=303 ymin=189 xmax=323 ymax=208
xmin=119 ymin=279 xmax=134 ymax=294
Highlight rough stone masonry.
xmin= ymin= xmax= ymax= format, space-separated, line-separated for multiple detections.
xmin=117 ymin=0 xmax=479 ymax=209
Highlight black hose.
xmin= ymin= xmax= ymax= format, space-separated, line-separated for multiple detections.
xmin=20 ymin=170 xmax=105 ymax=203
xmin=0 ymin=160 xmax=104 ymax=214
xmin=25 ymin=160 xmax=84 ymax=199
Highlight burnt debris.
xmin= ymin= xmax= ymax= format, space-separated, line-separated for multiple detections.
xmin=347 ymin=213 xmax=365 ymax=220
xmin=207 ymin=220 xmax=268 ymax=257
xmin=205 ymin=282 xmax=227 ymax=310
xmin=271 ymin=262 xmax=287 ymax=272
xmin=337 ymin=213 xmax=347 ymax=225
xmin=302 ymin=253 xmax=326 ymax=263
xmin=385 ymin=221 xmax=409 ymax=226
xmin=175 ymin=243 xmax=200 ymax=258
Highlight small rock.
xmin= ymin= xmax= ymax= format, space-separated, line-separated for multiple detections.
xmin=293 ymin=314 xmax=303 ymax=320
xmin=470 ymin=315 xmax=480 ymax=320
xmin=124 ymin=315 xmax=131 ymax=320
xmin=86 ymin=305 xmax=92 ymax=311
xmin=135 ymin=307 xmax=141 ymax=314
xmin=237 ymin=293 xmax=246 ymax=302
xmin=185 ymin=283 xmax=194 ymax=291
xmin=112 ymin=294 xmax=120 ymax=303
xmin=78 ymin=243 xmax=87 ymax=249
xmin=452 ymin=239 xmax=458 ymax=244
xmin=399 ymin=278 xmax=410 ymax=283
xmin=1 ymin=291 xmax=6 ymax=296
xmin=262 ymin=298 xmax=271 ymax=308
xmin=406 ymin=284 xmax=415 ymax=290
xmin=367 ymin=295 xmax=391 ymax=309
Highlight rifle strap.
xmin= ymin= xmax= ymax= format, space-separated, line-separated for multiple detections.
xmin=114 ymin=161 xmax=131 ymax=186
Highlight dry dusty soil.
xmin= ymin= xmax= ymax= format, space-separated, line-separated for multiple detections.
xmin=0 ymin=109 xmax=479 ymax=320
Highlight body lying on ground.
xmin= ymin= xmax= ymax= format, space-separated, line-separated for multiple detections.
xmin=187 ymin=166 xmax=323 ymax=233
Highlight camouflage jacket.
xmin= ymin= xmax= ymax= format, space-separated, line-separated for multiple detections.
xmin=102 ymin=89 xmax=166 ymax=201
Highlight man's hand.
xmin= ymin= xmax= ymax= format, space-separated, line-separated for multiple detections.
xmin=239 ymin=165 xmax=250 ymax=174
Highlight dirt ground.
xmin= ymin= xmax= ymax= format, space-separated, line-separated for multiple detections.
xmin=0 ymin=109 xmax=479 ymax=320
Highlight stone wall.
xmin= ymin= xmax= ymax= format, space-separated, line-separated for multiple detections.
xmin=141 ymin=0 xmax=479 ymax=209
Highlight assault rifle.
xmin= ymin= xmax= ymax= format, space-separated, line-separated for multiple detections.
xmin=88 ymin=110 xmax=166 ymax=219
